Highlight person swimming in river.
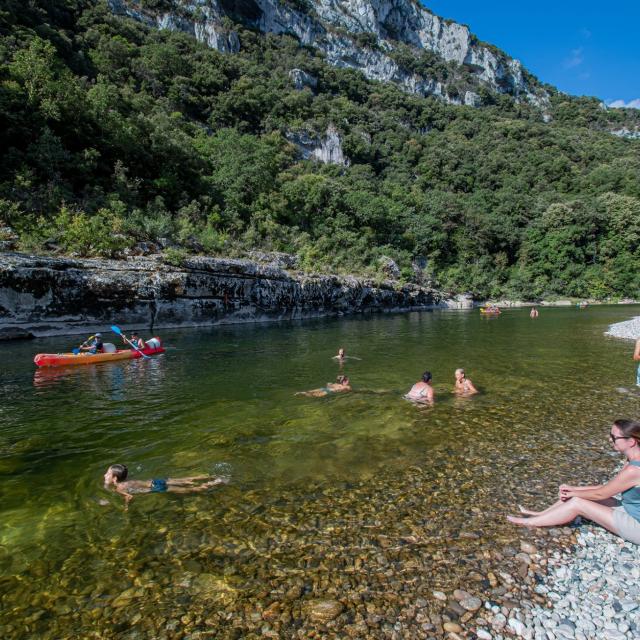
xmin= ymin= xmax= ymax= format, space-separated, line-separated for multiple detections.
xmin=332 ymin=347 xmax=361 ymax=362
xmin=453 ymin=368 xmax=478 ymax=396
xmin=633 ymin=338 xmax=640 ymax=387
xmin=404 ymin=371 xmax=434 ymax=404
xmin=103 ymin=464 xmax=227 ymax=508
xmin=530 ymin=307 xmax=539 ymax=318
xmin=296 ymin=375 xmax=352 ymax=397
xmin=507 ymin=419 xmax=640 ymax=546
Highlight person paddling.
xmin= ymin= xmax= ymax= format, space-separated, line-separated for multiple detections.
xmin=80 ymin=333 xmax=104 ymax=354
xmin=121 ymin=331 xmax=145 ymax=351
xmin=507 ymin=419 xmax=640 ymax=545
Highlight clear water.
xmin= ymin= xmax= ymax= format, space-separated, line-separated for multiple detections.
xmin=1 ymin=306 xmax=638 ymax=637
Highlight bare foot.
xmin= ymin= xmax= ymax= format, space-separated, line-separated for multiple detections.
xmin=518 ymin=504 xmax=540 ymax=516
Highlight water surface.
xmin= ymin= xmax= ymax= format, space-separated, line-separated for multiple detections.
xmin=1 ymin=306 xmax=638 ymax=637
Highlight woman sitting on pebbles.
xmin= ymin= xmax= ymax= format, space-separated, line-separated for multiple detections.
xmin=508 ymin=419 xmax=640 ymax=545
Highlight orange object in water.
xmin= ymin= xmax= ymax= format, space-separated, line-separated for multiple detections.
xmin=34 ymin=340 xmax=164 ymax=367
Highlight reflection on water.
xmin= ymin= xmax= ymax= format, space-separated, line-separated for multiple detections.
xmin=1 ymin=306 xmax=639 ymax=636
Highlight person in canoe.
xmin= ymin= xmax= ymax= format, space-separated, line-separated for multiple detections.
xmin=453 ymin=368 xmax=478 ymax=396
xmin=103 ymin=464 xmax=227 ymax=508
xmin=404 ymin=371 xmax=434 ymax=404
xmin=296 ymin=375 xmax=352 ymax=397
xmin=121 ymin=330 xmax=146 ymax=350
xmin=80 ymin=333 xmax=104 ymax=354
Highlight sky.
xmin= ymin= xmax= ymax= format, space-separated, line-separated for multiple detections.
xmin=421 ymin=1 xmax=640 ymax=108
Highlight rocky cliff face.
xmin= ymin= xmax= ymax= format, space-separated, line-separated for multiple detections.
xmin=108 ymin=0 xmax=546 ymax=107
xmin=0 ymin=253 xmax=456 ymax=339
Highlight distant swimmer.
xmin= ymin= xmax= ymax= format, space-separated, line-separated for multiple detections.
xmin=404 ymin=371 xmax=434 ymax=405
xmin=530 ymin=307 xmax=539 ymax=318
xmin=103 ymin=464 xmax=227 ymax=508
xmin=332 ymin=347 xmax=361 ymax=362
xmin=296 ymin=375 xmax=352 ymax=397
xmin=634 ymin=338 xmax=640 ymax=387
xmin=453 ymin=368 xmax=478 ymax=396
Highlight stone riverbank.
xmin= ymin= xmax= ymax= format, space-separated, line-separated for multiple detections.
xmin=0 ymin=252 xmax=463 ymax=340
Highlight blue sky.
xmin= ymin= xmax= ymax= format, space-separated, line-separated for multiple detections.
xmin=422 ymin=1 xmax=640 ymax=108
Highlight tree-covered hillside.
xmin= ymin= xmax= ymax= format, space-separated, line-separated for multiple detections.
xmin=1 ymin=0 xmax=639 ymax=299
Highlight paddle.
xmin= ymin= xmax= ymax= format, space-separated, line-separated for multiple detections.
xmin=73 ymin=335 xmax=95 ymax=355
xmin=110 ymin=325 xmax=150 ymax=359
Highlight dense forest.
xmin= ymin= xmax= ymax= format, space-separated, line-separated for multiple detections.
xmin=1 ymin=0 xmax=639 ymax=299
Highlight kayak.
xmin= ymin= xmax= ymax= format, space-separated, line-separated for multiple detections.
xmin=34 ymin=339 xmax=164 ymax=367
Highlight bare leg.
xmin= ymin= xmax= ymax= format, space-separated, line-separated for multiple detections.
xmin=518 ymin=497 xmax=619 ymax=517
xmin=167 ymin=477 xmax=228 ymax=493
xmin=507 ymin=497 xmax=619 ymax=534
xmin=166 ymin=475 xmax=210 ymax=487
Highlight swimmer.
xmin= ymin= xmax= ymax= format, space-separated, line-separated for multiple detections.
xmin=332 ymin=348 xmax=361 ymax=362
xmin=453 ymin=368 xmax=478 ymax=396
xmin=103 ymin=464 xmax=227 ymax=508
xmin=507 ymin=420 xmax=640 ymax=547
xmin=530 ymin=307 xmax=539 ymax=318
xmin=404 ymin=371 xmax=434 ymax=404
xmin=296 ymin=375 xmax=352 ymax=397
xmin=634 ymin=338 xmax=640 ymax=387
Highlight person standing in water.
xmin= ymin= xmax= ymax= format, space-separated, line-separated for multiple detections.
xmin=404 ymin=371 xmax=434 ymax=404
xmin=530 ymin=307 xmax=539 ymax=318
xmin=507 ymin=420 xmax=640 ymax=545
xmin=453 ymin=368 xmax=478 ymax=395
xmin=634 ymin=338 xmax=640 ymax=387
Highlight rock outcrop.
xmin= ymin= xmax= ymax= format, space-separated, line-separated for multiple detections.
xmin=107 ymin=0 xmax=547 ymax=107
xmin=0 ymin=252 xmax=444 ymax=338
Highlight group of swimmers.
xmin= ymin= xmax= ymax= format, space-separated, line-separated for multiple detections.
xmin=102 ymin=337 xmax=640 ymax=548
xmin=295 ymin=348 xmax=478 ymax=405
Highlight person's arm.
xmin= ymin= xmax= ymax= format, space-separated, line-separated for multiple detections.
xmin=633 ymin=339 xmax=640 ymax=361
xmin=465 ymin=380 xmax=478 ymax=394
xmin=560 ymin=467 xmax=640 ymax=501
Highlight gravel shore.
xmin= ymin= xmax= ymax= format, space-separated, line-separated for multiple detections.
xmin=476 ymin=522 xmax=640 ymax=640
xmin=605 ymin=316 xmax=640 ymax=340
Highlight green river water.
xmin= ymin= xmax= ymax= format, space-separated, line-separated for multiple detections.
xmin=1 ymin=306 xmax=639 ymax=638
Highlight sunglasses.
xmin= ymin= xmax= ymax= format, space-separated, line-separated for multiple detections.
xmin=609 ymin=433 xmax=630 ymax=443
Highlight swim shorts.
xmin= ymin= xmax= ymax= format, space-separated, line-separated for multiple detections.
xmin=150 ymin=478 xmax=168 ymax=493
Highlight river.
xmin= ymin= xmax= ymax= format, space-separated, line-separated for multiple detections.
xmin=1 ymin=306 xmax=638 ymax=638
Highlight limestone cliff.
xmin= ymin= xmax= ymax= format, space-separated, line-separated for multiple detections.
xmin=0 ymin=253 xmax=459 ymax=339
xmin=108 ymin=0 xmax=546 ymax=107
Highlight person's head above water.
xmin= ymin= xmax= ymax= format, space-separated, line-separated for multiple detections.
xmin=336 ymin=375 xmax=349 ymax=385
xmin=422 ymin=371 xmax=432 ymax=383
xmin=337 ymin=348 xmax=345 ymax=357
xmin=104 ymin=464 xmax=128 ymax=484
xmin=455 ymin=368 xmax=465 ymax=379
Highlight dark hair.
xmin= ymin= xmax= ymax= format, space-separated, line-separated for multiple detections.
xmin=336 ymin=375 xmax=349 ymax=384
xmin=422 ymin=371 xmax=432 ymax=383
xmin=613 ymin=419 xmax=640 ymax=443
xmin=110 ymin=464 xmax=128 ymax=481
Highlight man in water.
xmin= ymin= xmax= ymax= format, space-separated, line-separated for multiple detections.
xmin=634 ymin=338 xmax=640 ymax=387
xmin=296 ymin=375 xmax=351 ymax=397
xmin=103 ymin=464 xmax=227 ymax=508
xmin=530 ymin=307 xmax=539 ymax=318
